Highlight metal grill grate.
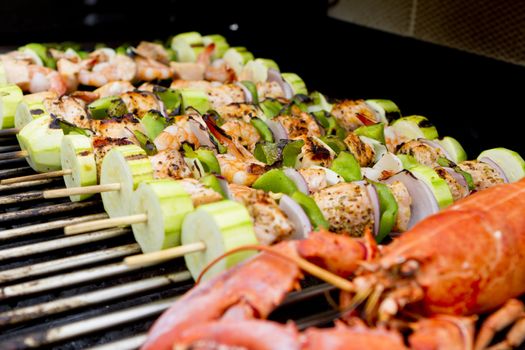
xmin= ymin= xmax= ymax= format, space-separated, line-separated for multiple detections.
xmin=0 ymin=134 xmax=335 ymax=350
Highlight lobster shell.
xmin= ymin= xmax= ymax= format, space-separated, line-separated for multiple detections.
xmin=378 ymin=178 xmax=525 ymax=315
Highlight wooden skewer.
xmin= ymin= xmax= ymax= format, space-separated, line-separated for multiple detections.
xmin=0 ymin=127 xmax=20 ymax=136
xmin=0 ymin=168 xmax=72 ymax=185
xmin=124 ymin=241 xmax=207 ymax=266
xmin=43 ymin=182 xmax=121 ymax=199
xmin=65 ymin=213 xmax=148 ymax=235
xmin=0 ymin=149 xmax=28 ymax=161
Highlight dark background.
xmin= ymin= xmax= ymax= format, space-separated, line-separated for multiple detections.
xmin=1 ymin=0 xmax=523 ymax=156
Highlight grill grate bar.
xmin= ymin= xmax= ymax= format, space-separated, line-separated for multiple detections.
xmin=0 ymin=212 xmax=108 ymax=241
xmin=0 ymin=227 xmax=129 ymax=262
xmin=0 ymin=179 xmax=56 ymax=193
xmin=0 ymin=271 xmax=191 ymax=327
xmin=0 ymin=200 xmax=100 ymax=223
xmin=0 ymin=145 xmax=20 ymax=153
xmin=0 ymin=243 xmax=140 ymax=284
xmin=0 ymin=190 xmax=45 ymax=205
xmin=87 ymin=334 xmax=148 ymax=350
xmin=1 ymin=261 xmax=146 ymax=299
xmin=0 ymin=166 xmax=32 ymax=179
xmin=4 ymin=297 xmax=178 ymax=349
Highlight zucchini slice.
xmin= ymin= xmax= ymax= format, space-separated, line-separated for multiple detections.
xmin=0 ymin=84 xmax=23 ymax=129
xmin=131 ymin=180 xmax=194 ymax=253
xmin=182 ymin=200 xmax=258 ymax=281
xmin=61 ymin=134 xmax=97 ymax=202
xmin=17 ymin=116 xmax=63 ymax=172
xmin=100 ymin=145 xmax=154 ymax=218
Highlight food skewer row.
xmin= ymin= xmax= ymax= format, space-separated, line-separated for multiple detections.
xmin=0 ymin=31 xmax=289 ymax=131
xmin=63 ymin=138 xmax=524 ymax=281
xmin=0 ymin=64 xmax=307 ymax=179
xmin=2 ymin=88 xmax=520 ymax=243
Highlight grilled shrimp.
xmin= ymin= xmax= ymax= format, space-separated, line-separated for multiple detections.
xmin=78 ymin=49 xmax=136 ymax=87
xmin=134 ymin=56 xmax=172 ymax=81
xmin=150 ymin=149 xmax=193 ymax=180
xmin=120 ymin=91 xmax=161 ymax=117
xmin=274 ymin=109 xmax=322 ymax=140
xmin=313 ymin=182 xmax=374 ymax=236
xmin=458 ymin=160 xmax=505 ymax=191
xmin=1 ymin=58 xmax=67 ymax=95
xmin=177 ymin=178 xmax=223 ymax=207
xmin=170 ymin=62 xmax=206 ymax=81
xmin=93 ymin=81 xmax=135 ymax=98
xmin=220 ymin=118 xmax=260 ymax=152
xmin=216 ymin=153 xmax=266 ymax=186
xmin=331 ymin=99 xmax=378 ymax=131
xmin=154 ymin=115 xmax=201 ymax=151
xmin=344 ymin=132 xmax=375 ymax=167
xmin=229 ymin=184 xmax=294 ymax=245
xmin=397 ymin=140 xmax=445 ymax=167
xmin=135 ymin=41 xmax=170 ymax=64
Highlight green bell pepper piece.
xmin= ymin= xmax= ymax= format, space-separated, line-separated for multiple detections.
xmin=330 ymin=151 xmax=362 ymax=182
xmin=259 ymin=99 xmax=283 ymax=119
xmin=373 ymin=182 xmax=398 ymax=243
xmin=291 ymin=191 xmax=329 ymax=230
xmin=252 ymin=169 xmax=298 ymax=195
xmin=141 ymin=111 xmax=167 ymax=140
xmin=254 ymin=142 xmax=280 ymax=165
xmin=199 ymin=174 xmax=226 ymax=198
xmin=282 ymin=139 xmax=304 ymax=168
xmin=250 ymin=117 xmax=274 ymax=142
xmin=354 ymin=123 xmax=386 ymax=144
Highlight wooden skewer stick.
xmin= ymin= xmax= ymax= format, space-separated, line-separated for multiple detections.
xmin=43 ymin=182 xmax=121 ymax=199
xmin=0 ymin=169 xmax=72 ymax=185
xmin=0 ymin=127 xmax=20 ymax=136
xmin=0 ymin=150 xmax=28 ymax=161
xmin=65 ymin=213 xmax=148 ymax=235
xmin=124 ymin=241 xmax=207 ymax=267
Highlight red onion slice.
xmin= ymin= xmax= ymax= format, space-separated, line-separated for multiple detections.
xmin=266 ymin=120 xmax=288 ymax=141
xmin=234 ymin=82 xmax=252 ymax=104
xmin=279 ymin=194 xmax=312 ymax=240
xmin=188 ymin=118 xmax=217 ymax=151
xmin=384 ymin=170 xmax=439 ymax=229
xmin=420 ymin=139 xmax=452 ymax=160
xmin=267 ymin=68 xmax=293 ymax=99
xmin=479 ymin=157 xmax=509 ymax=183
xmin=442 ymin=167 xmax=469 ymax=193
xmin=366 ymin=184 xmax=381 ymax=236
xmin=216 ymin=176 xmax=233 ymax=200
xmin=284 ymin=168 xmax=309 ymax=194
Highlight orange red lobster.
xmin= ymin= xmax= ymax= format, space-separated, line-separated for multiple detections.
xmin=143 ymin=179 xmax=525 ymax=350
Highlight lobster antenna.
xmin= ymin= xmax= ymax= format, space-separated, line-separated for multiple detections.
xmin=196 ymin=244 xmax=355 ymax=292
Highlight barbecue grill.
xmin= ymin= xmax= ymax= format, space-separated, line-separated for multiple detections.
xmin=0 ymin=1 xmax=524 ymax=348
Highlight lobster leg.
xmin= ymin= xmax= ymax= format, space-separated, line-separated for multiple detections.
xmin=475 ymin=299 xmax=525 ymax=350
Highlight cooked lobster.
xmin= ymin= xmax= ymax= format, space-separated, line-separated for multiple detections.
xmin=142 ymin=179 xmax=525 ymax=350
